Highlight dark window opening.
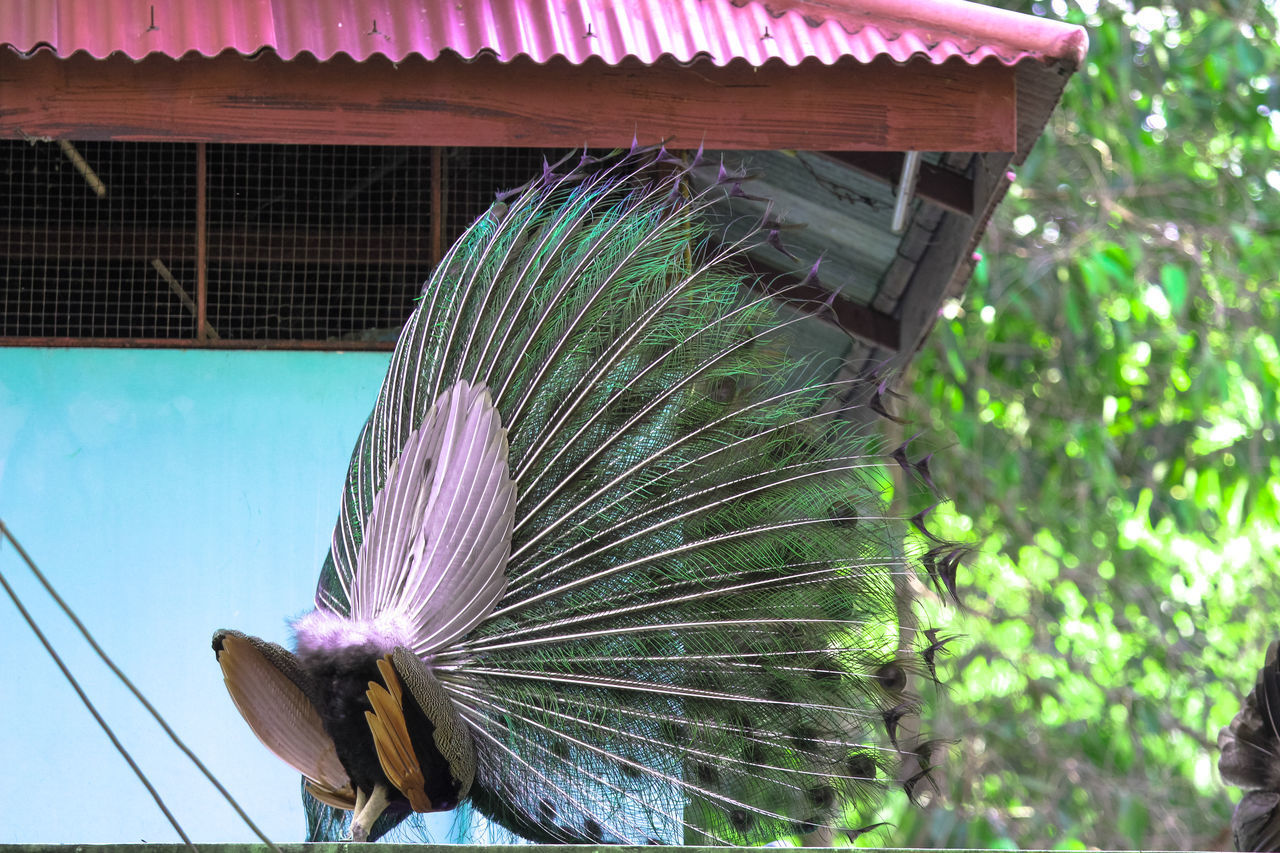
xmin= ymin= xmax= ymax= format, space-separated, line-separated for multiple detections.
xmin=0 ymin=141 xmax=550 ymax=348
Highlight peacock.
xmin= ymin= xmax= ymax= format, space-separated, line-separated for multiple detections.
xmin=212 ymin=145 xmax=961 ymax=844
xmin=1220 ymin=639 xmax=1280 ymax=851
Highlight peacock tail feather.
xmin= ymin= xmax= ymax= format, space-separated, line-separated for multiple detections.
xmin=222 ymin=145 xmax=961 ymax=845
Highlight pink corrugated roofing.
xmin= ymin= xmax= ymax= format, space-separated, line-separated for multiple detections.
xmin=2 ymin=0 xmax=1086 ymax=69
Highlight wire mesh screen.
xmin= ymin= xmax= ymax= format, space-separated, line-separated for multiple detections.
xmin=441 ymin=147 xmax=553 ymax=248
xmin=1 ymin=141 xmax=568 ymax=348
xmin=206 ymin=144 xmax=432 ymax=343
xmin=0 ymin=140 xmax=197 ymax=339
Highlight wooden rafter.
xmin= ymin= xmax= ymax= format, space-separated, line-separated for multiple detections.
xmin=823 ymin=151 xmax=976 ymax=217
xmin=735 ymin=255 xmax=902 ymax=352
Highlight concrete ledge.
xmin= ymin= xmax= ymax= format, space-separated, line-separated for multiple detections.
xmin=0 ymin=847 xmax=815 ymax=853
xmin=0 ymin=840 xmax=1177 ymax=845
xmin=0 ymin=847 xmax=1115 ymax=853
xmin=0 ymin=846 xmax=878 ymax=851
xmin=2 ymin=845 xmax=1187 ymax=850
xmin=0 ymin=847 xmax=907 ymax=853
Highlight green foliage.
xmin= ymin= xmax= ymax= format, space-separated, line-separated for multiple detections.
xmin=899 ymin=0 xmax=1280 ymax=848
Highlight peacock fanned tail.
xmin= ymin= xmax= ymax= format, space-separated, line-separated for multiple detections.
xmin=216 ymin=145 xmax=962 ymax=845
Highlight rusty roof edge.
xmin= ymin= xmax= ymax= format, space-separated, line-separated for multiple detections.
xmin=753 ymin=0 xmax=1089 ymax=69
xmin=0 ymin=0 xmax=1088 ymax=69
xmin=0 ymin=41 xmax=1078 ymax=70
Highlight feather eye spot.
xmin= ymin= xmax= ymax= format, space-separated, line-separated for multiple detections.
xmin=767 ymin=432 xmax=817 ymax=465
xmin=693 ymin=760 xmax=721 ymax=786
xmin=883 ymin=704 xmax=910 ymax=747
xmin=764 ymin=678 xmax=791 ymax=703
xmin=819 ymin=588 xmax=857 ymax=621
xmin=847 ymin=751 xmax=878 ymax=780
xmin=583 ymin=817 xmax=603 ymax=842
xmin=811 ymin=653 xmax=843 ymax=683
xmin=776 ymin=620 xmax=806 ymax=641
xmin=549 ymin=737 xmax=571 ymax=759
xmin=729 ymin=808 xmax=753 ymax=830
xmin=827 ymin=497 xmax=862 ymax=527
xmin=778 ymin=537 xmax=813 ymax=567
xmin=876 ymin=661 xmax=907 ymax=694
xmin=710 ymin=376 xmax=738 ymax=403
xmin=903 ymin=765 xmax=937 ymax=804
xmin=790 ymin=725 xmax=820 ymax=754
xmin=660 ymin=719 xmax=692 ymax=745
xmin=913 ymin=738 xmax=952 ymax=771
xmin=807 ymin=784 xmax=836 ymax=809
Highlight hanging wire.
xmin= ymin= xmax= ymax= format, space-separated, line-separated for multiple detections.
xmin=0 ymin=519 xmax=282 ymax=853
xmin=0 ymin=531 xmax=196 ymax=849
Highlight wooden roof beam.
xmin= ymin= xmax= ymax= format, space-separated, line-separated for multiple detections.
xmin=0 ymin=50 xmax=1017 ymax=152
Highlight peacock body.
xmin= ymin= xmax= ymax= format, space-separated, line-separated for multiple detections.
xmin=1220 ymin=639 xmax=1280 ymax=851
xmin=213 ymin=147 xmax=958 ymax=845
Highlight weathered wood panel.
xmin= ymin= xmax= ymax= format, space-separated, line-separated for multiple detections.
xmin=1 ymin=51 xmax=1018 ymax=152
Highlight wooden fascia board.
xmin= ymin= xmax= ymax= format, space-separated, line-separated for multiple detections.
xmin=1 ymin=50 xmax=1017 ymax=151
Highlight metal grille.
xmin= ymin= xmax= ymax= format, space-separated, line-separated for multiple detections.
xmin=205 ymin=144 xmax=434 ymax=344
xmin=441 ymin=147 xmax=550 ymax=248
xmin=0 ymin=141 xmax=567 ymax=348
xmin=0 ymin=140 xmax=197 ymax=339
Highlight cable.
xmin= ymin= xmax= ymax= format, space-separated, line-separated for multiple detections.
xmin=0 ymin=519 xmax=282 ymax=853
xmin=0 ymin=535 xmax=196 ymax=849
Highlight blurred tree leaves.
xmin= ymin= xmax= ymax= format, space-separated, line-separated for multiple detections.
xmin=897 ymin=0 xmax=1280 ymax=848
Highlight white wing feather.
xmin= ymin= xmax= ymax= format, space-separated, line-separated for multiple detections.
xmin=353 ymin=380 xmax=516 ymax=655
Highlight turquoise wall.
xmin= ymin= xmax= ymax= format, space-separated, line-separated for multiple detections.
xmin=0 ymin=347 xmax=468 ymax=843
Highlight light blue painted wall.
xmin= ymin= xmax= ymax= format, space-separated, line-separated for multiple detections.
xmin=0 ymin=347 xmax=470 ymax=843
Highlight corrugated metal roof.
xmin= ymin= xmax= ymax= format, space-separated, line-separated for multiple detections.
xmin=2 ymin=0 xmax=1086 ymax=70
xmin=0 ymin=0 xmax=1087 ymax=360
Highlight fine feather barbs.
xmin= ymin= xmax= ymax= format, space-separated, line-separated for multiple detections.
xmin=213 ymin=146 xmax=960 ymax=844
xmin=1220 ymin=639 xmax=1280 ymax=851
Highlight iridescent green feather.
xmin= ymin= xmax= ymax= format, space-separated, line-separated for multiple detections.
xmin=310 ymin=148 xmax=957 ymax=844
